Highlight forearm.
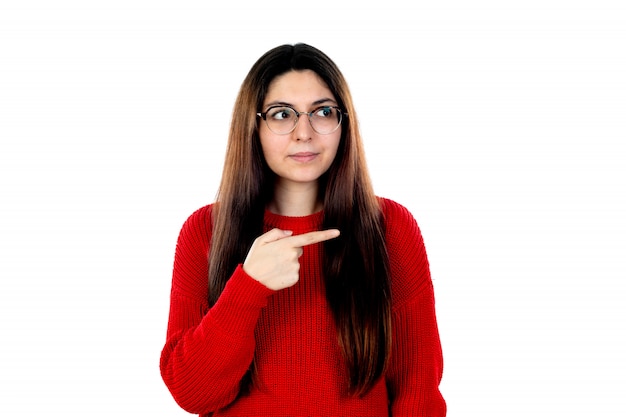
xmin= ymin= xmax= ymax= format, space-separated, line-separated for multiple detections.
xmin=388 ymin=286 xmax=446 ymax=416
xmin=160 ymin=266 xmax=274 ymax=413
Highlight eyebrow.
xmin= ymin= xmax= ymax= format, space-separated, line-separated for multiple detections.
xmin=263 ymin=98 xmax=338 ymax=109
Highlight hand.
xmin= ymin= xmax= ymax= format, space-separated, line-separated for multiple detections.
xmin=243 ymin=228 xmax=340 ymax=291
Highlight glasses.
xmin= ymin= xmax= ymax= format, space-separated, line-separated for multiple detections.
xmin=257 ymin=105 xmax=344 ymax=135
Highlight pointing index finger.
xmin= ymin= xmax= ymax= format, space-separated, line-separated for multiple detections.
xmin=287 ymin=229 xmax=341 ymax=248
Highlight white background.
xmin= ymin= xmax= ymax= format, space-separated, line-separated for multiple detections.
xmin=1 ymin=1 xmax=625 ymax=415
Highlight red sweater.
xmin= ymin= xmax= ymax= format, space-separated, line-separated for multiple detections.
xmin=160 ymin=198 xmax=446 ymax=416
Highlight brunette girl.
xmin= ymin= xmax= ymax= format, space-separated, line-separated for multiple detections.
xmin=160 ymin=43 xmax=446 ymax=416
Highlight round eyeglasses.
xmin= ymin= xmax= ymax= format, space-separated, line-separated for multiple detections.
xmin=257 ymin=105 xmax=344 ymax=135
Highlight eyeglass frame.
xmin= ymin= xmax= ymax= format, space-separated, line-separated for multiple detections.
xmin=256 ymin=105 xmax=346 ymax=135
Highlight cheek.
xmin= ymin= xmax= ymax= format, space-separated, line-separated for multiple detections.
xmin=258 ymin=129 xmax=273 ymax=155
xmin=326 ymin=134 xmax=342 ymax=161
xmin=259 ymin=134 xmax=284 ymax=165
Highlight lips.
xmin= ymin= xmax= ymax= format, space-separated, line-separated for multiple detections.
xmin=289 ymin=152 xmax=319 ymax=163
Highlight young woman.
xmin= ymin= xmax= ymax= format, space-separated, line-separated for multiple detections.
xmin=160 ymin=43 xmax=446 ymax=416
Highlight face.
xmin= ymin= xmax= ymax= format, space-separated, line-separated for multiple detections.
xmin=259 ymin=70 xmax=341 ymax=190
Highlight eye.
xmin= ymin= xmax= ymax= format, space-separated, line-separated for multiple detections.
xmin=313 ymin=106 xmax=335 ymax=118
xmin=268 ymin=107 xmax=295 ymax=121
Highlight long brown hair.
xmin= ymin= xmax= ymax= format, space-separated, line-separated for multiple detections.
xmin=209 ymin=43 xmax=392 ymax=396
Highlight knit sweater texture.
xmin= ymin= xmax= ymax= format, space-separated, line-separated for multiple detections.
xmin=160 ymin=198 xmax=446 ymax=416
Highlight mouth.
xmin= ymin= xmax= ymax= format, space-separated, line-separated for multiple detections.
xmin=288 ymin=152 xmax=319 ymax=163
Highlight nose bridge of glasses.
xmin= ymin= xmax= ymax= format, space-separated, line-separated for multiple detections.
xmin=292 ymin=109 xmax=315 ymax=133
xmin=294 ymin=109 xmax=313 ymax=120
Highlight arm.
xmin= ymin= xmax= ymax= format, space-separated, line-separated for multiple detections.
xmin=159 ymin=206 xmax=274 ymax=414
xmin=381 ymin=199 xmax=446 ymax=416
xmin=387 ymin=286 xmax=446 ymax=416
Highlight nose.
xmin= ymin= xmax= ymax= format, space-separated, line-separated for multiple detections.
xmin=293 ymin=112 xmax=313 ymax=141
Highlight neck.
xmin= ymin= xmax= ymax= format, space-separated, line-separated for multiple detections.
xmin=268 ymin=180 xmax=322 ymax=217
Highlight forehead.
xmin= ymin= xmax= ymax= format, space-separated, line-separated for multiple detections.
xmin=264 ymin=70 xmax=336 ymax=105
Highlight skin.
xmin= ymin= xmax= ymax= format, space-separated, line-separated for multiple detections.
xmin=243 ymin=228 xmax=340 ymax=291
xmin=243 ymin=70 xmax=342 ymax=291
xmin=258 ymin=69 xmax=342 ymax=217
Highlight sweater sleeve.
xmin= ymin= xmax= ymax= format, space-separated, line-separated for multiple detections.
xmin=159 ymin=206 xmax=275 ymax=414
xmin=381 ymin=199 xmax=446 ymax=416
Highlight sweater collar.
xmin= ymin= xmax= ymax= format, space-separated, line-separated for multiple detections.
xmin=264 ymin=209 xmax=324 ymax=233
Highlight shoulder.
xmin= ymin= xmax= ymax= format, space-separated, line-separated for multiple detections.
xmin=377 ymin=197 xmax=422 ymax=239
xmin=183 ymin=204 xmax=215 ymax=227
xmin=176 ymin=203 xmax=215 ymax=248
xmin=183 ymin=203 xmax=214 ymax=227
xmin=378 ymin=197 xmax=416 ymax=221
